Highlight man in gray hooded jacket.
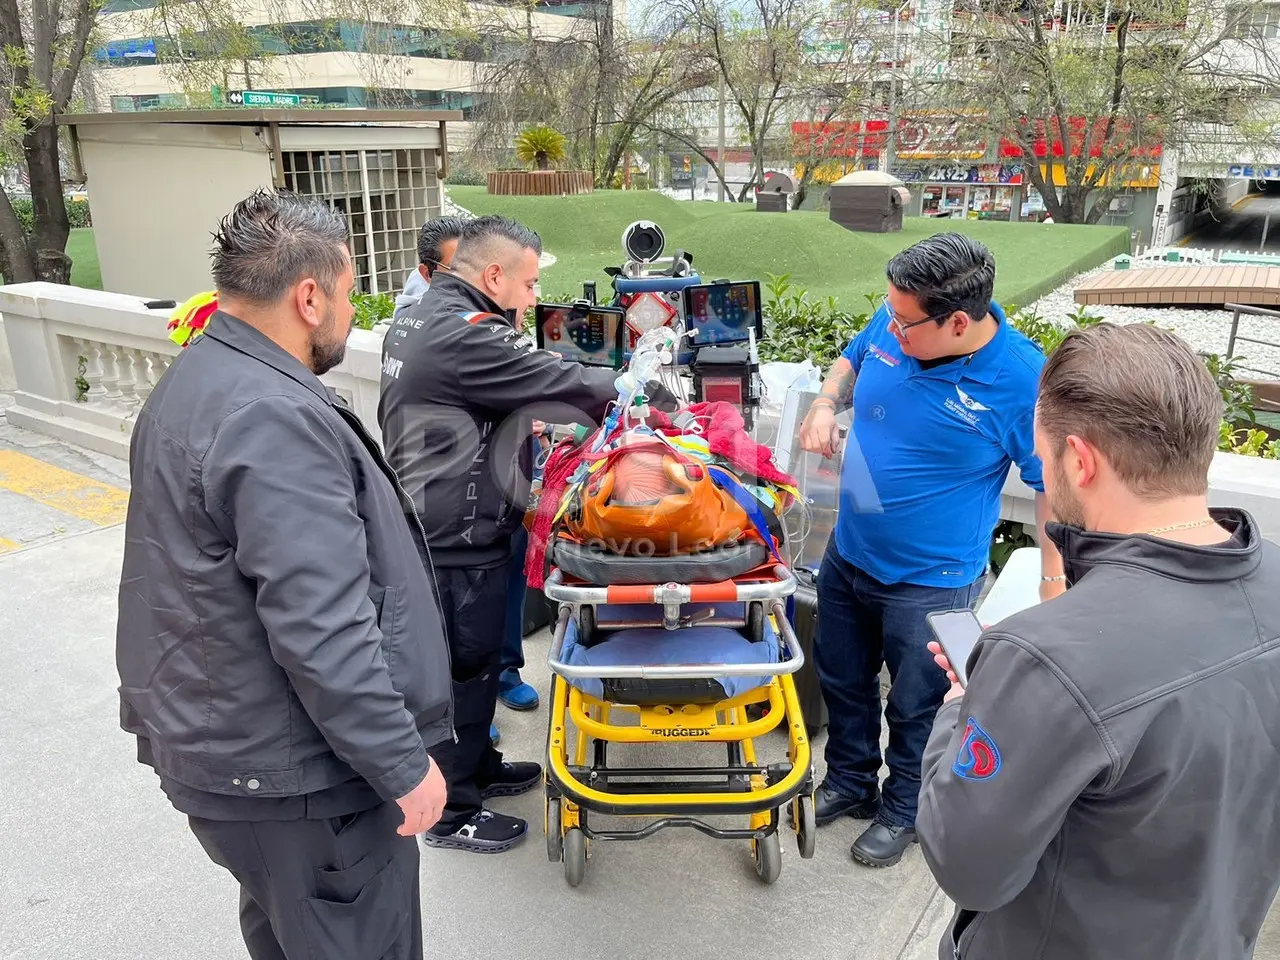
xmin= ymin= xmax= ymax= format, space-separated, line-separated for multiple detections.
xmin=918 ymin=322 xmax=1280 ymax=960
xmin=393 ymin=215 xmax=466 ymax=320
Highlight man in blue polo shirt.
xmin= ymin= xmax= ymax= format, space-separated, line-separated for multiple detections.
xmin=798 ymin=232 xmax=1064 ymax=868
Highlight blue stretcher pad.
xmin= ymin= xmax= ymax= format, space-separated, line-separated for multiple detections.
xmin=562 ymin=615 xmax=781 ymax=701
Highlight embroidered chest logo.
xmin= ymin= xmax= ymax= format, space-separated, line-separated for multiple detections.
xmin=944 ymin=386 xmax=989 ymax=426
xmin=953 ymin=717 xmax=1001 ymax=781
xmin=868 ymin=343 xmax=900 ymax=368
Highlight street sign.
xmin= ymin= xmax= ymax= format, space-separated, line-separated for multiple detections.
xmin=227 ymin=90 xmax=301 ymax=107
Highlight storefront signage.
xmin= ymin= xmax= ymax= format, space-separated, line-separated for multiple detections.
xmin=894 ymin=110 xmax=990 ymax=161
xmin=1227 ymin=165 xmax=1280 ymax=181
xmin=898 ymin=164 xmax=1023 ymax=185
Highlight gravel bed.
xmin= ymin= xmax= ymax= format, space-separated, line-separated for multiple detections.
xmin=1026 ymin=247 xmax=1280 ymax=380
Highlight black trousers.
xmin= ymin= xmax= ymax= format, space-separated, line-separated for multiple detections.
xmin=430 ymin=564 xmax=510 ymax=831
xmin=187 ymin=802 xmax=422 ymax=960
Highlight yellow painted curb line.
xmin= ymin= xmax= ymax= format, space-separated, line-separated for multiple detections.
xmin=0 ymin=450 xmax=129 ymax=528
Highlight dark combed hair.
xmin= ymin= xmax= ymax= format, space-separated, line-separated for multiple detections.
xmin=452 ymin=214 xmax=543 ymax=271
xmin=885 ymin=232 xmax=996 ymax=325
xmin=210 ymin=189 xmax=349 ymax=304
xmin=1037 ymin=322 xmax=1223 ymax=498
xmin=417 ymin=215 xmax=468 ymax=267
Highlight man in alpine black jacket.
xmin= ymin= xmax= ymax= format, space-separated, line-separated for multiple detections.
xmin=379 ymin=214 xmax=629 ymax=852
xmin=918 ymin=322 xmax=1280 ymax=960
xmin=117 ymin=190 xmax=452 ymax=960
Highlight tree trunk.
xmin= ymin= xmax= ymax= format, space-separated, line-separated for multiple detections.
xmin=536 ymin=152 xmax=549 ymax=171
xmin=0 ymin=188 xmax=34 ymax=283
xmin=25 ymin=122 xmax=72 ymax=282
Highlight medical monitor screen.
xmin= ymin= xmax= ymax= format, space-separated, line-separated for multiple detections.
xmin=534 ymin=303 xmax=626 ymax=369
xmin=684 ymin=282 xmax=764 ymax=346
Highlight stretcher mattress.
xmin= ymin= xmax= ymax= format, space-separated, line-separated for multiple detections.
xmin=562 ymin=617 xmax=781 ymax=706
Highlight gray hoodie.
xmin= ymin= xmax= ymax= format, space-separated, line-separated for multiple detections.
xmin=918 ymin=509 xmax=1280 ymax=960
xmin=393 ymin=268 xmax=429 ymax=318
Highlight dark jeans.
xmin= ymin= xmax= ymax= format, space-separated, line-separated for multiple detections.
xmin=187 ymin=802 xmax=422 ymax=960
xmin=501 ymin=525 xmax=529 ymax=674
xmin=429 ymin=564 xmax=508 ymax=830
xmin=814 ymin=539 xmax=983 ymax=829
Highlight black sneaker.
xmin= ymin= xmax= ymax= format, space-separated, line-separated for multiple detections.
xmin=480 ymin=761 xmax=543 ymax=800
xmin=422 ymin=809 xmax=528 ymax=854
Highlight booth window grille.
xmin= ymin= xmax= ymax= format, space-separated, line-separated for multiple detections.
xmin=281 ymin=148 xmax=440 ymax=295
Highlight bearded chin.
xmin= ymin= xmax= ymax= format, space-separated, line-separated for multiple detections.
xmin=308 ymin=306 xmax=347 ymax=375
xmin=1051 ymin=463 xmax=1087 ymax=529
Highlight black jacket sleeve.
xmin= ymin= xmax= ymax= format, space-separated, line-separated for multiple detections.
xmin=449 ymin=321 xmax=627 ymax=422
xmin=201 ymin=396 xmax=430 ymax=802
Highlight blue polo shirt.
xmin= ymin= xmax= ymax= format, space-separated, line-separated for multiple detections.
xmin=834 ymin=301 xmax=1045 ymax=587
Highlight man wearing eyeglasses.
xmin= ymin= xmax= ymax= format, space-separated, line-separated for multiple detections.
xmin=798 ymin=232 xmax=1064 ymax=868
xmin=393 ymin=216 xmax=467 ymax=321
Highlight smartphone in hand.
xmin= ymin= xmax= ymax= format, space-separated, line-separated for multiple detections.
xmin=926 ymin=609 xmax=984 ymax=686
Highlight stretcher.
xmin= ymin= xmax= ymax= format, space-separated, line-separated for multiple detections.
xmin=541 ymin=548 xmax=817 ymax=887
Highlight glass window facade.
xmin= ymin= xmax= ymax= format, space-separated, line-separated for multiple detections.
xmin=110 ymin=87 xmax=487 ymax=119
xmin=93 ymin=21 xmax=497 ymax=65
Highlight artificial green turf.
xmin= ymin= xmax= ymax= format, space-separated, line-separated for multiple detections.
xmin=449 ymin=185 xmax=1129 ymax=311
xmin=68 ymin=228 xmax=101 ymax=290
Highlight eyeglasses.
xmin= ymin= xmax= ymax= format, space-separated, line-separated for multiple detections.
xmin=424 ymin=257 xmax=451 ymax=275
xmin=880 ymin=293 xmax=953 ymax=335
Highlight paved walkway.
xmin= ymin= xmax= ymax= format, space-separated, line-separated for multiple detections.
xmin=1 ymin=398 xmax=1278 ymax=960
xmin=1187 ymin=192 xmax=1280 ymax=254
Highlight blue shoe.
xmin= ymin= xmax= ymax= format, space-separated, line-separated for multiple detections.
xmin=490 ymin=723 xmax=501 ymax=748
xmin=498 ymin=669 xmax=540 ymax=711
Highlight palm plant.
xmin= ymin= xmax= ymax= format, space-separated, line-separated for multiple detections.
xmin=515 ymin=125 xmax=567 ymax=171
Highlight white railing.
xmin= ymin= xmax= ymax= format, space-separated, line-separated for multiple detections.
xmin=1131 ymin=244 xmax=1280 ymax=263
xmin=0 ymin=282 xmax=386 ymax=455
xmin=4 ymin=280 xmax=1280 ymax=540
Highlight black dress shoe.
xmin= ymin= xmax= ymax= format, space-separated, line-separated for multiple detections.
xmin=851 ymin=820 xmax=917 ymax=867
xmin=810 ymin=782 xmax=881 ymax=826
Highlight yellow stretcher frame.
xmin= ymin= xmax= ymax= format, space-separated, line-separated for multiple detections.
xmin=543 ymin=608 xmax=818 ymax=887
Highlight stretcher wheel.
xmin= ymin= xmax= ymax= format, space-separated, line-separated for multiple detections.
xmin=564 ymin=828 xmax=587 ymax=887
xmin=753 ymin=831 xmax=782 ymax=884
xmin=546 ymin=795 xmax=563 ymax=863
xmin=747 ymin=602 xmax=765 ymax=643
xmin=794 ymin=795 xmax=816 ymax=859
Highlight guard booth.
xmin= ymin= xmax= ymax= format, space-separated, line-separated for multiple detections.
xmin=828 ymin=170 xmax=911 ymax=234
xmin=756 ymin=172 xmax=796 ymax=212
xmin=57 ymin=108 xmax=462 ymax=300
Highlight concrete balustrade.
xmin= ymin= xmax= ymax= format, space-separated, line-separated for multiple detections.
xmin=3 ymin=280 xmax=1280 ymax=540
xmin=0 ymin=282 xmax=386 ymax=457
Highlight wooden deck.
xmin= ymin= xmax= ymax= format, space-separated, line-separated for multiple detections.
xmin=1074 ymin=265 xmax=1280 ymax=307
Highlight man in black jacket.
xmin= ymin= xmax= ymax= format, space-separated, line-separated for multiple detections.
xmin=918 ymin=323 xmax=1280 ymax=960
xmin=379 ymin=214 xmax=630 ymax=852
xmin=117 ymin=190 xmax=452 ymax=960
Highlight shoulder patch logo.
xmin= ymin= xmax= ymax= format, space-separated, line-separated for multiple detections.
xmin=953 ymin=717 xmax=1002 ymax=781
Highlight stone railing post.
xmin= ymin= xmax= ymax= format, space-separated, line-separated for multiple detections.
xmin=0 ymin=283 xmax=73 ymax=405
